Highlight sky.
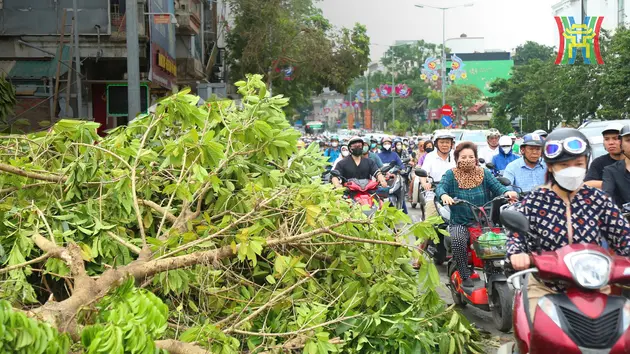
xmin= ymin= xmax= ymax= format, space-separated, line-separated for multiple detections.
xmin=317 ymin=0 xmax=561 ymax=62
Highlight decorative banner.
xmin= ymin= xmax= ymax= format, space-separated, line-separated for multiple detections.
xmin=276 ymin=65 xmax=295 ymax=80
xmin=365 ymin=109 xmax=372 ymax=130
xmin=355 ymin=89 xmax=366 ymax=103
xmin=378 ymin=84 xmax=393 ymax=98
xmin=420 ymin=57 xmax=440 ymax=82
xmin=395 ymin=84 xmax=412 ymax=98
xmin=554 ymin=16 xmax=604 ymax=65
xmin=449 ymin=55 xmax=467 ymax=80
xmin=369 ymin=88 xmax=380 ymax=103
xmin=352 ymin=101 xmax=362 ymax=109
xmin=342 ymin=101 xmax=351 ymax=109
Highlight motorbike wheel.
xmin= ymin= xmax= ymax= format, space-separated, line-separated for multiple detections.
xmin=411 ymin=203 xmax=417 ymax=209
xmin=492 ymin=282 xmax=513 ymax=333
xmin=447 ymin=263 xmax=467 ymax=307
xmin=433 ymin=237 xmax=447 ymax=266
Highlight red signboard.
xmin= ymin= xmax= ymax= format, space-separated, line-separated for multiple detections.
xmin=428 ymin=109 xmax=440 ymax=120
xmin=153 ymin=14 xmax=171 ymax=24
xmin=440 ymin=104 xmax=453 ymax=116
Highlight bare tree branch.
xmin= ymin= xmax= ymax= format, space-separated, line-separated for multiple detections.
xmin=138 ymin=199 xmax=178 ymax=224
xmin=106 ymin=231 xmax=142 ymax=255
xmin=0 ymin=162 xmax=66 ymax=183
xmin=0 ymin=252 xmax=51 ymax=275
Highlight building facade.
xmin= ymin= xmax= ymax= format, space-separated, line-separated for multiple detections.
xmin=552 ymin=0 xmax=630 ymax=29
xmin=0 ymin=0 xmax=228 ymax=133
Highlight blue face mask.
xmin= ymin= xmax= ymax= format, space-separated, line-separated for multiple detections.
xmin=370 ymin=143 xmax=377 ymax=149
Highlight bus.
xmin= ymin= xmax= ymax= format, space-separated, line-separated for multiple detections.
xmin=305 ymin=121 xmax=325 ymax=135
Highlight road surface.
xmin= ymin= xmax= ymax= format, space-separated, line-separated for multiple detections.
xmin=407 ymin=205 xmax=512 ymax=353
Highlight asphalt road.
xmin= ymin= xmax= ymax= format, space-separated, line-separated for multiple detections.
xmin=407 ymin=205 xmax=512 ymax=353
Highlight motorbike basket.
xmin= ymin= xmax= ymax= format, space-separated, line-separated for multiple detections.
xmin=471 ymin=227 xmax=508 ymax=260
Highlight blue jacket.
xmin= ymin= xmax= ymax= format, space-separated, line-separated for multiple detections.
xmin=378 ymin=149 xmax=404 ymax=169
xmin=368 ymin=152 xmax=384 ymax=168
xmin=324 ymin=148 xmax=340 ymax=164
xmin=492 ymin=148 xmax=519 ymax=173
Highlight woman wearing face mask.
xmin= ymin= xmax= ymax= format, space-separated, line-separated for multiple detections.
xmin=393 ymin=138 xmax=409 ymax=160
xmin=332 ymin=145 xmax=350 ymax=170
xmin=506 ymin=129 xmax=630 ymax=318
xmin=436 ymin=142 xmax=518 ymax=288
xmin=417 ymin=141 xmax=434 ymax=167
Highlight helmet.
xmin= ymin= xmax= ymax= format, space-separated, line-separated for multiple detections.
xmin=620 ymin=124 xmax=630 ymax=138
xmin=543 ymin=128 xmax=591 ymax=164
xmin=382 ymin=136 xmax=393 ymax=144
xmin=347 ymin=136 xmax=364 ymax=148
xmin=521 ymin=133 xmax=544 ymax=147
xmin=487 ymin=129 xmax=501 ymax=138
xmin=434 ymin=132 xmax=455 ymax=142
xmin=602 ymin=123 xmax=624 ymax=136
xmin=330 ymin=135 xmax=339 ymax=141
xmin=498 ymin=136 xmax=513 ymax=146
xmin=393 ymin=138 xmax=402 ymax=145
xmin=362 ymin=137 xmax=370 ymax=145
xmin=533 ymin=129 xmax=548 ymax=138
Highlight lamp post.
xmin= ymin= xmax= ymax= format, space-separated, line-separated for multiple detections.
xmin=414 ymin=3 xmax=474 ymax=106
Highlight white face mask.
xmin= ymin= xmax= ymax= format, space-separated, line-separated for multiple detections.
xmin=332 ymin=142 xmax=339 ymax=147
xmin=341 ymin=150 xmax=350 ymax=157
xmin=382 ymin=144 xmax=392 ymax=150
xmin=501 ymin=146 xmax=512 ymax=154
xmin=553 ymin=167 xmax=586 ymax=191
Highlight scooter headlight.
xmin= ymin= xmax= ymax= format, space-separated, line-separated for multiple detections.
xmin=564 ymin=251 xmax=612 ymax=289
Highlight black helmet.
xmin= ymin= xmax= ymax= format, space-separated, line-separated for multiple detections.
xmin=619 ymin=124 xmax=630 ymax=138
xmin=543 ymin=128 xmax=591 ymax=164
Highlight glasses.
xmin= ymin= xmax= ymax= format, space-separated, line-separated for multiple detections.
xmin=544 ymin=137 xmax=587 ymax=159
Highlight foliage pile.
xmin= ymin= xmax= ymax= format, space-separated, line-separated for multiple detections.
xmin=489 ymin=30 xmax=630 ymax=130
xmin=0 ymin=74 xmax=482 ymax=353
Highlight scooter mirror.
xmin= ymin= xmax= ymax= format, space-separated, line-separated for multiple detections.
xmin=500 ymin=210 xmax=529 ymax=234
xmin=414 ymin=168 xmax=428 ymax=178
xmin=402 ymin=157 xmax=411 ymax=164
xmin=478 ymin=158 xmax=486 ymax=164
xmin=485 ymin=162 xmax=496 ymax=170
xmin=411 ymin=151 xmax=417 ymax=158
xmin=497 ymin=176 xmax=512 ymax=186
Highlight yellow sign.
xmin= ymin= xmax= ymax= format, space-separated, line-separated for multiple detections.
xmin=157 ymin=53 xmax=177 ymax=77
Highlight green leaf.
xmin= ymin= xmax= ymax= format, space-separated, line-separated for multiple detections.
xmin=265 ymin=275 xmax=276 ymax=284
xmin=356 ymin=255 xmax=373 ymax=277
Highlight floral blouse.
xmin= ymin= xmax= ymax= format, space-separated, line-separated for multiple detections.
xmin=506 ymin=186 xmax=630 ymax=257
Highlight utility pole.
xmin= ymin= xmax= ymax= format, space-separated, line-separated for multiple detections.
xmin=441 ymin=8 xmax=446 ymax=106
xmin=581 ymin=0 xmax=586 ymax=23
xmin=126 ymin=0 xmax=141 ymax=120
xmin=392 ymin=72 xmax=395 ymax=124
xmin=72 ymin=0 xmax=83 ymax=117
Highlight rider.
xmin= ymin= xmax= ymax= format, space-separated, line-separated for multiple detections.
xmin=584 ymin=122 xmax=624 ymax=189
xmin=436 ymin=142 xmax=517 ymax=288
xmin=502 ymin=133 xmax=546 ymax=193
xmin=603 ymin=124 xmax=630 ymax=209
xmin=491 ymin=136 xmax=519 ymax=173
xmin=362 ymin=137 xmax=384 ymax=168
xmin=331 ymin=136 xmax=388 ymax=189
xmin=417 ymin=140 xmax=434 ymax=167
xmin=331 ymin=145 xmax=350 ymax=170
xmin=506 ymin=128 xmax=630 ymax=319
xmin=479 ymin=129 xmax=501 ymax=165
xmin=370 ymin=137 xmax=380 ymax=153
xmin=393 ymin=138 xmax=409 ymax=160
xmin=378 ymin=137 xmax=404 ymax=169
xmin=420 ymin=133 xmax=456 ymax=218
xmin=324 ymin=136 xmax=341 ymax=164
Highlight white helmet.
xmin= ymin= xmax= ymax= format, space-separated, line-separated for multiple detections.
xmin=487 ymin=129 xmax=501 ymax=139
xmin=498 ymin=136 xmax=513 ymax=147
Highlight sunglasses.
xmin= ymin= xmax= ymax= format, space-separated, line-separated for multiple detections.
xmin=544 ymin=137 xmax=587 ymax=159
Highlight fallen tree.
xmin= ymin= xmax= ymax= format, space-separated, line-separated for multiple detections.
xmin=0 ymin=74 xmax=484 ymax=353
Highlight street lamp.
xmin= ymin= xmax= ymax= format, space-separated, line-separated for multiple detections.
xmin=414 ymin=3 xmax=474 ymax=106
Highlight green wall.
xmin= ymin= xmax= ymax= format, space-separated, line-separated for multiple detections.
xmin=447 ymin=60 xmax=514 ymax=97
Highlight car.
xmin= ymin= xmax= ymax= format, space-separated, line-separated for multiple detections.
xmin=578 ymin=120 xmax=630 ymax=140
xmin=459 ymin=130 xmax=490 ymax=149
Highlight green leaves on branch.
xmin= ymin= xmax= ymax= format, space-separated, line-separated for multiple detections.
xmin=81 ymin=277 xmax=169 ymax=354
xmin=0 ymin=300 xmax=70 ymax=354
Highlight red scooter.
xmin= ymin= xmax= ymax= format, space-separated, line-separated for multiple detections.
xmin=330 ymin=170 xmax=388 ymax=217
xmin=446 ymin=196 xmax=514 ymax=332
xmin=498 ymin=210 xmax=630 ymax=354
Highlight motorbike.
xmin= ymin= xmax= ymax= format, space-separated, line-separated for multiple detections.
xmin=498 ymin=210 xmax=630 ymax=354
xmin=446 ymin=196 xmax=515 ymax=332
xmin=379 ymin=158 xmax=410 ymax=211
xmin=330 ymin=170 xmax=387 ymax=217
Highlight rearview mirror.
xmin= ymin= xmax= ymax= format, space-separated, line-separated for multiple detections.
xmin=414 ymin=168 xmax=428 ymax=178
xmin=478 ymin=158 xmax=486 ymax=164
xmin=402 ymin=157 xmax=411 ymax=164
xmin=485 ymin=162 xmax=496 ymax=170
xmin=500 ymin=210 xmax=529 ymax=234
xmin=497 ymin=176 xmax=512 ymax=186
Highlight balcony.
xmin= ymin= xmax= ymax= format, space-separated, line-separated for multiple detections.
xmin=176 ymin=57 xmax=205 ymax=81
xmin=175 ymin=0 xmax=202 ymax=35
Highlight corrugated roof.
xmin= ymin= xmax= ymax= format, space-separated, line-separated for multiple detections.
xmin=2 ymin=45 xmax=70 ymax=79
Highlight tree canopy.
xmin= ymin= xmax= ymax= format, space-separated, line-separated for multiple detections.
xmin=226 ymin=0 xmax=370 ymax=116
xmin=0 ymin=74 xmax=483 ymax=353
